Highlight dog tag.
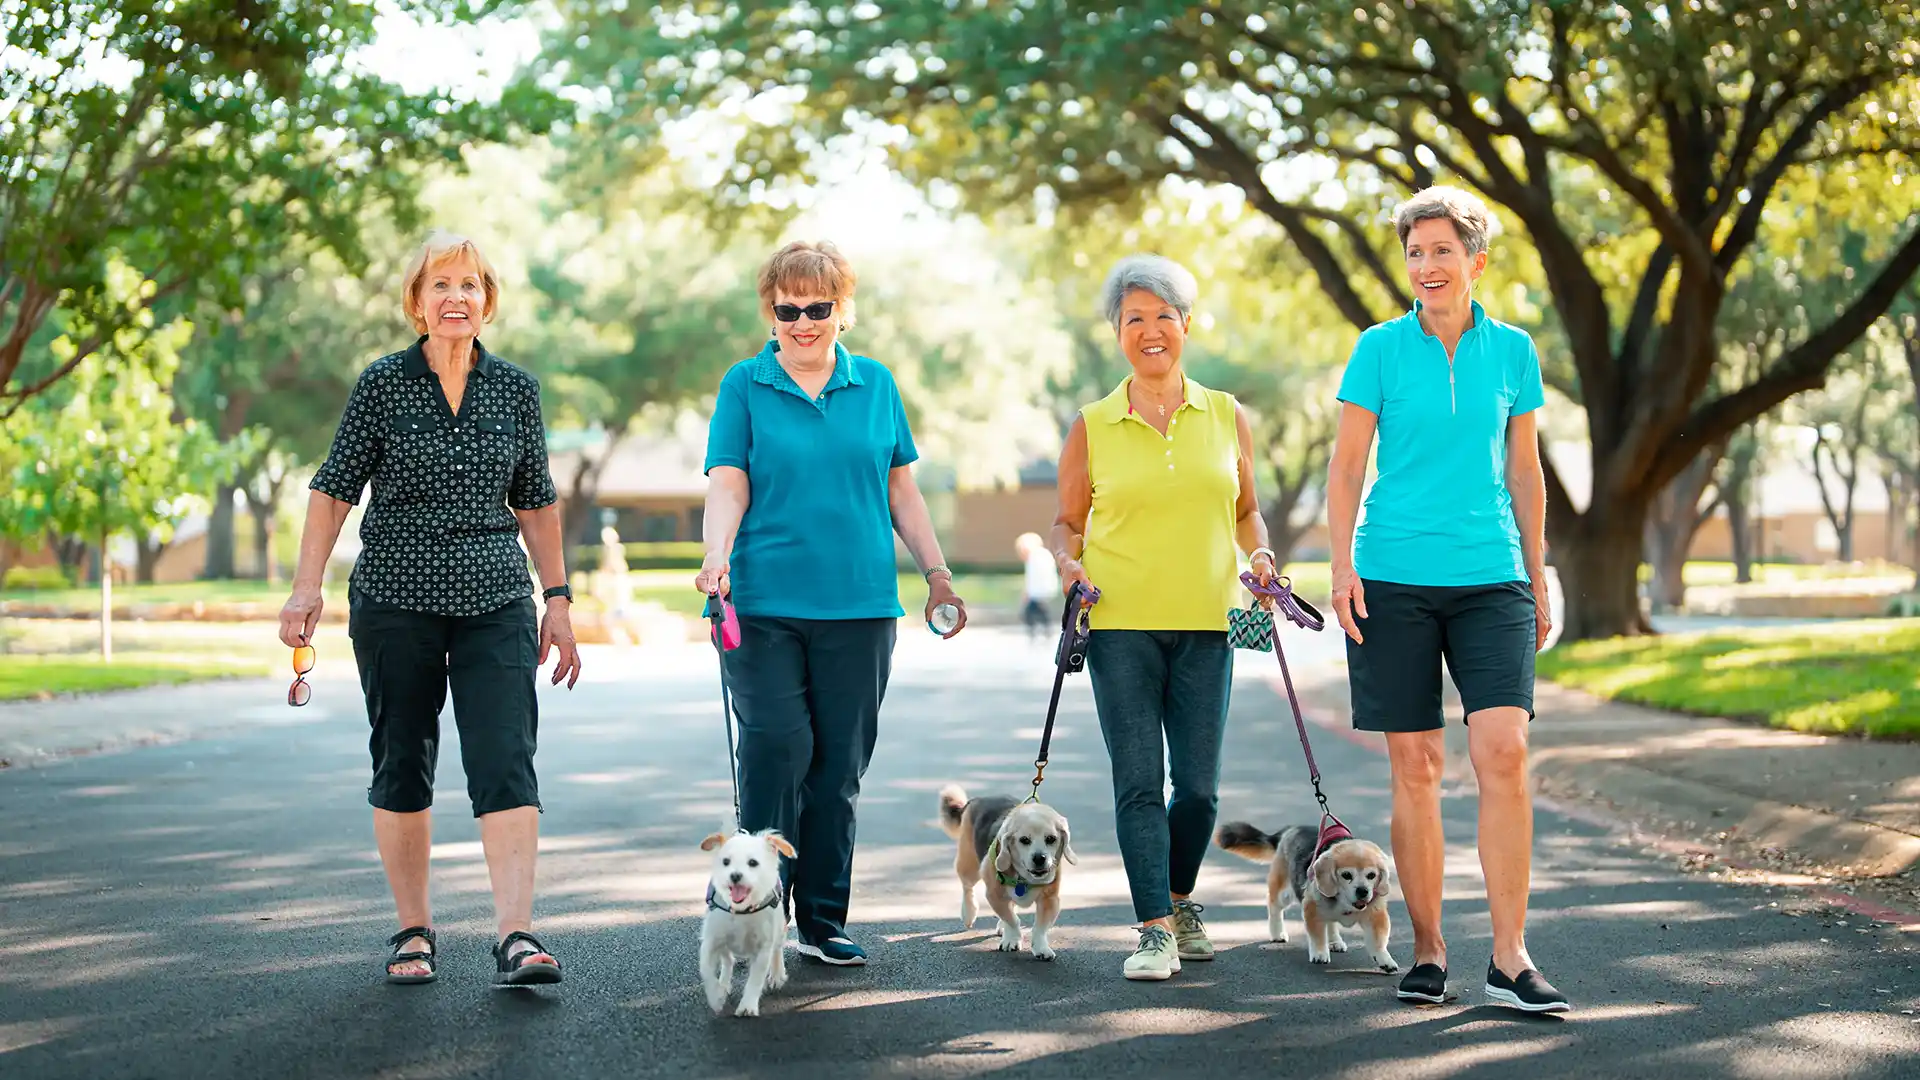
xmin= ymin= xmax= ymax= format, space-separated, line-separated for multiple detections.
xmin=1013 ymin=883 xmax=1027 ymax=898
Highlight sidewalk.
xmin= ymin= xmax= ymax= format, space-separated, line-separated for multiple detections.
xmin=1284 ymin=661 xmax=1920 ymax=885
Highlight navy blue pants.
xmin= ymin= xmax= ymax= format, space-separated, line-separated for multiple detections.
xmin=723 ymin=615 xmax=896 ymax=944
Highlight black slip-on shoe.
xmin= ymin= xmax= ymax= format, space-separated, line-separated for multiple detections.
xmin=1396 ymin=962 xmax=1448 ymax=1003
xmin=1484 ymin=959 xmax=1570 ymax=1013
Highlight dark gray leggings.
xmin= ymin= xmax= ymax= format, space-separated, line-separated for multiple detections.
xmin=1086 ymin=629 xmax=1233 ymax=923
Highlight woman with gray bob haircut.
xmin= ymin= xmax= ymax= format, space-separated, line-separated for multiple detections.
xmin=1101 ymin=254 xmax=1199 ymax=328
xmin=1052 ymin=252 xmax=1279 ymax=981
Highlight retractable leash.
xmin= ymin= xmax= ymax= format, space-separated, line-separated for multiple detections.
xmin=1237 ymin=571 xmax=1354 ymax=859
xmin=703 ymin=593 xmax=746 ymax=832
xmin=1026 ymin=581 xmax=1101 ymax=804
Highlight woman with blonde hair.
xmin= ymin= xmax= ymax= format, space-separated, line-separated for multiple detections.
xmin=280 ymin=230 xmax=581 ymax=987
xmin=694 ymin=239 xmax=966 ymax=966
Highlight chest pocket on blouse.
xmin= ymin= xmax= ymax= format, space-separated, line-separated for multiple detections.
xmin=469 ymin=415 xmax=518 ymax=481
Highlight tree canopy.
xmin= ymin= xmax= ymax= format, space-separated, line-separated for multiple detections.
xmin=540 ymin=0 xmax=1920 ymax=637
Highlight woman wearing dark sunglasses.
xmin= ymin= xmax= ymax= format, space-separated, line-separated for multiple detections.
xmin=279 ymin=231 xmax=581 ymax=988
xmin=693 ymin=239 xmax=966 ymax=967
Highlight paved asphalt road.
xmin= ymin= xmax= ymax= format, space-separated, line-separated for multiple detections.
xmin=2 ymin=626 xmax=1916 ymax=1080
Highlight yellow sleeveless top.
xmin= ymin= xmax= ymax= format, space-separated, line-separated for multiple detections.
xmin=1078 ymin=375 xmax=1244 ymax=631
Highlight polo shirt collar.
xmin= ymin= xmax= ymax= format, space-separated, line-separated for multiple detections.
xmin=402 ymin=335 xmax=497 ymax=378
xmin=1095 ymin=373 xmax=1207 ymax=424
xmin=1409 ymin=298 xmax=1486 ymax=338
xmin=750 ymin=339 xmax=862 ymax=392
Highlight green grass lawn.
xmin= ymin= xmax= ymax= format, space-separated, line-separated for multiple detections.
xmin=0 ymin=655 xmax=271 ymax=701
xmin=0 ymin=580 xmax=346 ymax=610
xmin=1537 ymin=619 xmax=1920 ymax=739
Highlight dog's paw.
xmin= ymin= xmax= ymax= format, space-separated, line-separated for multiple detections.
xmin=766 ymin=968 xmax=788 ymax=991
xmin=1377 ymin=959 xmax=1400 ymax=974
xmin=1329 ymin=938 xmax=1350 ymax=953
xmin=1307 ymin=949 xmax=1331 ymax=965
xmin=705 ymin=988 xmax=729 ymax=1015
xmin=734 ymin=998 xmax=761 ymax=1018
xmin=997 ymin=934 xmax=1022 ymax=953
xmin=1031 ymin=940 xmax=1056 ymax=961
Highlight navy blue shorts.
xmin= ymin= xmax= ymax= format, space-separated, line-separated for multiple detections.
xmin=1345 ymin=579 xmax=1537 ymax=732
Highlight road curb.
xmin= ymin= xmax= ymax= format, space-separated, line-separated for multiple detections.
xmin=1257 ymin=669 xmax=1920 ymax=929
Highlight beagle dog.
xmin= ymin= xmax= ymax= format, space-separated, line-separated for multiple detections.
xmin=1216 ymin=821 xmax=1399 ymax=973
xmin=938 ymin=785 xmax=1077 ymax=960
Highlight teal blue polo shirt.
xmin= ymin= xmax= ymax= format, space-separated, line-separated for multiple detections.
xmin=1336 ymin=299 xmax=1546 ymax=586
xmin=703 ymin=339 xmax=918 ymax=619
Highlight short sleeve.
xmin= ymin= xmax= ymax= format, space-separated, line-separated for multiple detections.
xmin=507 ymin=375 xmax=558 ymax=511
xmin=309 ymin=368 xmax=383 ymax=504
xmin=888 ymin=379 xmax=919 ymax=469
xmin=703 ymin=366 xmax=751 ymax=474
xmin=1512 ymin=335 xmax=1546 ymax=416
xmin=1335 ymin=330 xmax=1383 ymax=415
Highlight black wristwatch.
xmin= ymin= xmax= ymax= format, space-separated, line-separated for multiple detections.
xmin=542 ymin=584 xmax=573 ymax=602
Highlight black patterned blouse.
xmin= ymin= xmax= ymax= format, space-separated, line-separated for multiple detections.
xmin=310 ymin=336 xmax=559 ymax=616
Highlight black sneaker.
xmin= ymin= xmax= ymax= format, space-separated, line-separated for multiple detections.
xmin=1484 ymin=959 xmax=1570 ymax=1013
xmin=1395 ymin=962 xmax=1447 ymax=1003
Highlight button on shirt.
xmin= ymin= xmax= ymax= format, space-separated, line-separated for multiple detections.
xmin=703 ymin=340 xmax=918 ymax=620
xmin=1336 ymin=299 xmax=1546 ymax=586
xmin=1077 ymin=376 xmax=1244 ymax=632
xmin=309 ymin=336 xmax=558 ymax=616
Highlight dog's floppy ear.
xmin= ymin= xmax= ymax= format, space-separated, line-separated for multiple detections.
xmin=700 ymin=832 xmax=727 ymax=852
xmin=994 ymin=823 xmax=1017 ymax=874
xmin=1058 ymin=815 xmax=1078 ymax=865
xmin=1312 ymin=849 xmax=1340 ymax=896
xmin=763 ymin=830 xmax=796 ymax=860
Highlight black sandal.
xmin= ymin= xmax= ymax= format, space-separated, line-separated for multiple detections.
xmin=385 ymin=926 xmax=437 ymax=985
xmin=492 ymin=930 xmax=562 ymax=986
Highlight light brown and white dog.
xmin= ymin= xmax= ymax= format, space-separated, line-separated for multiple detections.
xmin=1215 ymin=821 xmax=1400 ymax=973
xmin=937 ymin=785 xmax=1076 ymax=960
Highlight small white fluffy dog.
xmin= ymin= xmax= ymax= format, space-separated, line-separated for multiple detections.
xmin=1215 ymin=821 xmax=1400 ymax=973
xmin=698 ymin=826 xmax=793 ymax=1017
xmin=937 ymin=785 xmax=1076 ymax=960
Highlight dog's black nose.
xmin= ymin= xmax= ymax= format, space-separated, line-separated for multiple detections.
xmin=729 ymin=871 xmax=742 ymax=884
xmin=1354 ymin=887 xmax=1370 ymax=901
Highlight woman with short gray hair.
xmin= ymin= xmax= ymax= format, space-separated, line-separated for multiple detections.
xmin=1326 ymin=184 xmax=1566 ymax=1012
xmin=1050 ymin=253 xmax=1278 ymax=981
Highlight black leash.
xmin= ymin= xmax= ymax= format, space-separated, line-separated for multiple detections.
xmin=704 ymin=593 xmax=744 ymax=829
xmin=1027 ymin=581 xmax=1100 ymax=803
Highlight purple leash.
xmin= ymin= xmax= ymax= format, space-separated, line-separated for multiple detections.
xmin=1240 ymin=571 xmax=1353 ymax=857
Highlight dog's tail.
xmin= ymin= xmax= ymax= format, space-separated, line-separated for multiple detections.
xmin=936 ymin=784 xmax=969 ymax=839
xmin=1214 ymin=821 xmax=1281 ymax=862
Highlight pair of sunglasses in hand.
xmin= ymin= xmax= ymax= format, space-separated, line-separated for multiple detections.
xmin=289 ymin=643 xmax=315 ymax=707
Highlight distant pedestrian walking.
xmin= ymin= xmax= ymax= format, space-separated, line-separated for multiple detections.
xmin=1015 ymin=532 xmax=1057 ymax=642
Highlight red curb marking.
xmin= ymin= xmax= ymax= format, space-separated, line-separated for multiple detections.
xmin=1257 ymin=671 xmax=1920 ymax=930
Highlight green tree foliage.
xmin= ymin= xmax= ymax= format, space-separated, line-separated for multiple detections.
xmin=1 ymin=268 xmax=245 ymax=577
xmin=0 ymin=0 xmax=566 ymax=415
xmin=544 ymin=0 xmax=1920 ymax=639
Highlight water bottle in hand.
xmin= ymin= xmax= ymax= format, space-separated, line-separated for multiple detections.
xmin=928 ymin=602 xmax=961 ymax=636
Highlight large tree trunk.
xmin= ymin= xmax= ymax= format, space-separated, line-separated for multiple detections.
xmin=1555 ymin=527 xmax=1651 ymax=641
xmin=1726 ymin=493 xmax=1755 ymax=583
xmin=135 ymin=536 xmax=167 ymax=584
xmin=203 ymin=485 xmax=238 ymax=579
xmin=50 ymin=532 xmax=88 ymax=584
xmin=241 ymin=471 xmax=287 ymax=583
xmin=1642 ymin=443 xmax=1726 ymax=613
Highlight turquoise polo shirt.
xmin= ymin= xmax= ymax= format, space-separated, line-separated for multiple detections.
xmin=1335 ymin=299 xmax=1545 ymax=586
xmin=703 ymin=339 xmax=918 ymax=619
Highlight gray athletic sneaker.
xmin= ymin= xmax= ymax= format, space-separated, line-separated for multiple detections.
xmin=1171 ymin=899 xmax=1215 ymax=961
xmin=1123 ymin=925 xmax=1182 ymax=980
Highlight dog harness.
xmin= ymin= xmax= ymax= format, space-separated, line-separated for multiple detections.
xmin=706 ymin=883 xmax=782 ymax=915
